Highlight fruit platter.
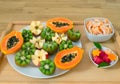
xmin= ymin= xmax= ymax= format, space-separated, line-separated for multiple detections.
xmin=0 ymin=17 xmax=120 ymax=80
xmin=0 ymin=18 xmax=84 ymax=78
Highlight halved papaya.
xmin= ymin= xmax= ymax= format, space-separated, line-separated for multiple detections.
xmin=0 ymin=31 xmax=23 ymax=54
xmin=47 ymin=17 xmax=73 ymax=33
xmin=54 ymin=46 xmax=84 ymax=70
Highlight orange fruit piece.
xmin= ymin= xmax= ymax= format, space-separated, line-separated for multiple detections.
xmin=108 ymin=54 xmax=117 ymax=61
xmin=92 ymin=49 xmax=100 ymax=57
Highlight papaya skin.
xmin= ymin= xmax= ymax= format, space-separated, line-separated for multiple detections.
xmin=54 ymin=46 xmax=84 ymax=70
xmin=0 ymin=31 xmax=23 ymax=54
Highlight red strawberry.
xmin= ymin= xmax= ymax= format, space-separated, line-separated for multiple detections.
xmin=93 ymin=56 xmax=104 ymax=64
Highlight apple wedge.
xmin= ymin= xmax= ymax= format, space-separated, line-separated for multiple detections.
xmin=32 ymin=49 xmax=48 ymax=67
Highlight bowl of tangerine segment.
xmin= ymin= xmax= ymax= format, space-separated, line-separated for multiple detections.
xmin=84 ymin=17 xmax=114 ymax=42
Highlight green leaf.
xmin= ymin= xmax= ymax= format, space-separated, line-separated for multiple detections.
xmin=98 ymin=62 xmax=109 ymax=68
xmin=93 ymin=42 xmax=102 ymax=50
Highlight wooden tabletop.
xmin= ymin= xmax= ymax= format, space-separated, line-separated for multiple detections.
xmin=0 ymin=0 xmax=120 ymax=84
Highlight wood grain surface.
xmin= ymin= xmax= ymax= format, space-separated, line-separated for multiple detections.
xmin=0 ymin=0 xmax=120 ymax=84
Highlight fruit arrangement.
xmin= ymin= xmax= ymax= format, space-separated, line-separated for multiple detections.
xmin=0 ymin=17 xmax=84 ymax=76
xmin=90 ymin=42 xmax=118 ymax=68
xmin=1 ymin=17 xmax=117 ymax=78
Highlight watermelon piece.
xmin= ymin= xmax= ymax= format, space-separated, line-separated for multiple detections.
xmin=93 ymin=56 xmax=104 ymax=64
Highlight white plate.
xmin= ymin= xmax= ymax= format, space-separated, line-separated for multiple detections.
xmin=6 ymin=22 xmax=82 ymax=78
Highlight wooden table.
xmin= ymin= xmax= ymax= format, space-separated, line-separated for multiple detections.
xmin=0 ymin=0 xmax=120 ymax=84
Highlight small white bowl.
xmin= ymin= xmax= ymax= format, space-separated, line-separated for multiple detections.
xmin=84 ymin=17 xmax=115 ymax=42
xmin=89 ymin=46 xmax=118 ymax=68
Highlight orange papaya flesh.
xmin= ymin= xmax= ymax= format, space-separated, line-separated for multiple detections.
xmin=54 ymin=46 xmax=84 ymax=70
xmin=0 ymin=31 xmax=23 ymax=54
xmin=47 ymin=17 xmax=73 ymax=33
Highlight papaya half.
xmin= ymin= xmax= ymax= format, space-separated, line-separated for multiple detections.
xmin=0 ymin=31 xmax=23 ymax=54
xmin=54 ymin=46 xmax=84 ymax=70
xmin=47 ymin=17 xmax=73 ymax=33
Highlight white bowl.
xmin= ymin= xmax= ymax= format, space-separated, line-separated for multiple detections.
xmin=84 ymin=17 xmax=115 ymax=42
xmin=89 ymin=46 xmax=118 ymax=68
